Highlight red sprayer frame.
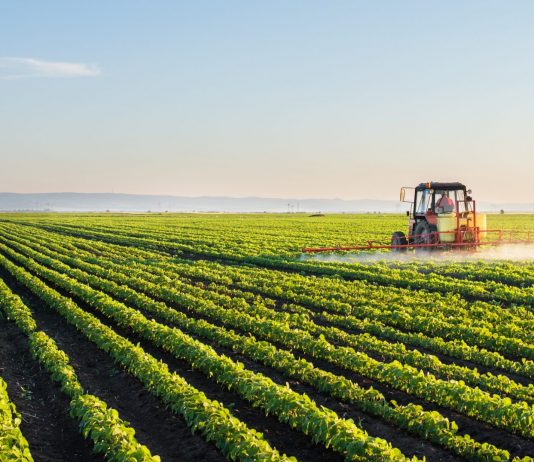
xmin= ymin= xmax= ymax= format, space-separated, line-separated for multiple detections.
xmin=302 ymin=229 xmax=534 ymax=253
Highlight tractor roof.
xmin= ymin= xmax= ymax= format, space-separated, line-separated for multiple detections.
xmin=416 ymin=181 xmax=466 ymax=192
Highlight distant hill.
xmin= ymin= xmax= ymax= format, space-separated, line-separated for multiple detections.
xmin=0 ymin=192 xmax=532 ymax=213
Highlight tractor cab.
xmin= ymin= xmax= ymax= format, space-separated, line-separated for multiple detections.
xmin=413 ymin=182 xmax=468 ymax=217
xmin=394 ymin=181 xmax=485 ymax=249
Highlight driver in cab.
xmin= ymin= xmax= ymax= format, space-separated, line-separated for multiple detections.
xmin=436 ymin=192 xmax=455 ymax=213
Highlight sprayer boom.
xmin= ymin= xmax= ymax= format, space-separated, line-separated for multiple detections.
xmin=302 ymin=230 xmax=534 ymax=253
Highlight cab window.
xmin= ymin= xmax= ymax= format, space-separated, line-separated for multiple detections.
xmin=416 ymin=189 xmax=432 ymax=214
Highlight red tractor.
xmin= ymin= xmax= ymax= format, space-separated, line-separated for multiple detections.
xmin=391 ymin=181 xmax=483 ymax=251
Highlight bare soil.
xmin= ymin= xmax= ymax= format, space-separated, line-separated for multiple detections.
xmin=0 ymin=315 xmax=101 ymax=462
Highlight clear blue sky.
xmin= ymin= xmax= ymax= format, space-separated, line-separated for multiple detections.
xmin=1 ymin=1 xmax=533 ymax=202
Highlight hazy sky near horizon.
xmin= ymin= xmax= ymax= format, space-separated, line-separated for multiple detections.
xmin=1 ymin=1 xmax=533 ymax=203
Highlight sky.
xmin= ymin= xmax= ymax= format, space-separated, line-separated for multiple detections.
xmin=1 ymin=1 xmax=533 ymax=203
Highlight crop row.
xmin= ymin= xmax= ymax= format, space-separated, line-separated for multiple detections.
xmin=73 ymin=240 xmax=534 ymax=379
xmin=0 ymin=276 xmax=161 ymax=461
xmin=110 ymin=251 xmax=532 ymax=363
xmin=3 ymin=238 xmax=532 ymax=441
xmin=3 ymin=212 xmax=531 ymax=266
xmin=8 ymin=229 xmax=532 ymax=407
xmin=16 ymin=219 xmax=534 ymax=308
xmin=250 ymin=257 xmax=534 ymax=309
xmin=245 ymin=257 xmax=533 ymax=337
xmin=7 ymin=221 xmax=531 ymax=346
xmin=0 ymin=376 xmax=33 ymax=462
xmin=1 ymin=223 xmax=530 ymax=376
xmin=384 ymin=261 xmax=534 ymax=288
xmin=0 ymin=243 xmax=415 ymax=462
xmin=156 ymin=258 xmax=533 ymax=359
xmin=1 ymin=232 xmax=521 ymax=460
xmin=199 ymin=281 xmax=533 ymax=380
xmin=0 ymin=252 xmax=294 ymax=462
xmin=190 ymin=282 xmax=533 ymax=401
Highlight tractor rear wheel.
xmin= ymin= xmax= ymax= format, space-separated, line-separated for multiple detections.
xmin=391 ymin=231 xmax=408 ymax=252
xmin=413 ymin=221 xmax=438 ymax=250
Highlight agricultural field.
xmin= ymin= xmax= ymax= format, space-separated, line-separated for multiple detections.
xmin=0 ymin=212 xmax=533 ymax=462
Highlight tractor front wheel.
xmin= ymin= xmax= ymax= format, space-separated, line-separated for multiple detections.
xmin=391 ymin=231 xmax=408 ymax=252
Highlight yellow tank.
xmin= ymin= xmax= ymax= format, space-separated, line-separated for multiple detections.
xmin=463 ymin=212 xmax=486 ymax=227
xmin=475 ymin=213 xmax=487 ymax=240
xmin=458 ymin=212 xmax=487 ymax=242
xmin=437 ymin=213 xmax=456 ymax=243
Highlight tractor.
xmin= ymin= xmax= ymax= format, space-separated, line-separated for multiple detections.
xmin=391 ymin=181 xmax=484 ymax=251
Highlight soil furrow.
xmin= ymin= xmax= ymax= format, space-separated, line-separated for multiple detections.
xmin=6 ymin=264 xmax=342 ymax=462
xmin=0 ymin=268 xmax=227 ymax=462
xmin=0 ymin=307 xmax=102 ymax=462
